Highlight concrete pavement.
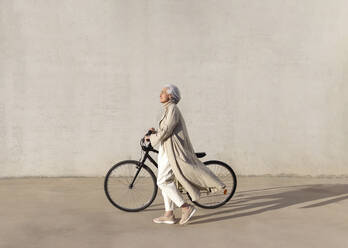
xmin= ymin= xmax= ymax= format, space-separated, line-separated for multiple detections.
xmin=1 ymin=176 xmax=348 ymax=248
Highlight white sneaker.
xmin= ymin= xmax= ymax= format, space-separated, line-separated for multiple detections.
xmin=153 ymin=215 xmax=176 ymax=224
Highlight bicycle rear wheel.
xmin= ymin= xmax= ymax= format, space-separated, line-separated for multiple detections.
xmin=104 ymin=160 xmax=158 ymax=212
xmin=192 ymin=160 xmax=237 ymax=209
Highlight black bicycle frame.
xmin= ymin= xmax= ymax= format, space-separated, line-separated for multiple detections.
xmin=129 ymin=146 xmax=159 ymax=188
xmin=129 ymin=140 xmax=206 ymax=188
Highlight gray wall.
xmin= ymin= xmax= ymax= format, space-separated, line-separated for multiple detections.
xmin=1 ymin=0 xmax=347 ymax=177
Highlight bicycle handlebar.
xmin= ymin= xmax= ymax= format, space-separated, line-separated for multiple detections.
xmin=145 ymin=130 xmax=153 ymax=136
xmin=142 ymin=130 xmax=154 ymax=142
xmin=140 ymin=130 xmax=158 ymax=153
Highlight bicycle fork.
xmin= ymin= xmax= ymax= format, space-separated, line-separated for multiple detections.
xmin=129 ymin=151 xmax=149 ymax=189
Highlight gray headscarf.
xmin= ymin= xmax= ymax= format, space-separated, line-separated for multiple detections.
xmin=164 ymin=84 xmax=181 ymax=104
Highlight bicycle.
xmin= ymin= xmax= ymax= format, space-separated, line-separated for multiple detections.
xmin=104 ymin=130 xmax=237 ymax=212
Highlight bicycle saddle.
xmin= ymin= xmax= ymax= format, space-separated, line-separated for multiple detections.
xmin=195 ymin=152 xmax=206 ymax=158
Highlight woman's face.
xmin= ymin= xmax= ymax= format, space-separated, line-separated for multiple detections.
xmin=160 ymin=87 xmax=171 ymax=103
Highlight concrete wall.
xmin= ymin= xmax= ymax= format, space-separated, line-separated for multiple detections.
xmin=1 ymin=0 xmax=347 ymax=177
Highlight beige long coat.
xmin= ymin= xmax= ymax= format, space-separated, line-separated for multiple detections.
xmin=149 ymin=100 xmax=225 ymax=201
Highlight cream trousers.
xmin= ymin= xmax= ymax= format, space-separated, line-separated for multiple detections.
xmin=157 ymin=143 xmax=185 ymax=211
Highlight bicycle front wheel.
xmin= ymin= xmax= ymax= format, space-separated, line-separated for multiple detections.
xmin=192 ymin=160 xmax=237 ymax=209
xmin=104 ymin=160 xmax=158 ymax=212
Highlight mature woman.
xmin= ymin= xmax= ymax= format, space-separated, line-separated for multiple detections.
xmin=144 ymin=84 xmax=226 ymax=225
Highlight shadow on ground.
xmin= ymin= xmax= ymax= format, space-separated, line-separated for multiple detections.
xmin=188 ymin=184 xmax=348 ymax=225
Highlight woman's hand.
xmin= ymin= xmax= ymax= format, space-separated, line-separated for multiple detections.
xmin=144 ymin=128 xmax=155 ymax=142
xmin=147 ymin=127 xmax=156 ymax=135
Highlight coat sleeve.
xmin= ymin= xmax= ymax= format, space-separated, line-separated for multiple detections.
xmin=149 ymin=106 xmax=179 ymax=147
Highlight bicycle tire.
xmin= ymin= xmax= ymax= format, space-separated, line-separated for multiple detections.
xmin=104 ymin=160 xmax=158 ymax=212
xmin=191 ymin=160 xmax=237 ymax=209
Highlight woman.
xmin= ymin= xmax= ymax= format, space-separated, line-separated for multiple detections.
xmin=144 ymin=84 xmax=226 ymax=225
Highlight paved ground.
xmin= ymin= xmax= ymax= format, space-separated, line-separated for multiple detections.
xmin=1 ymin=176 xmax=348 ymax=248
